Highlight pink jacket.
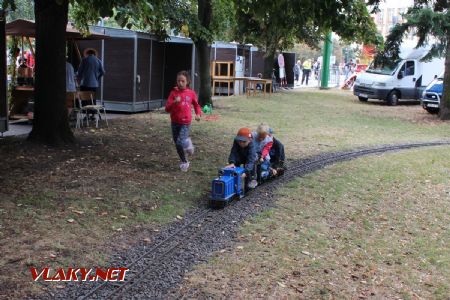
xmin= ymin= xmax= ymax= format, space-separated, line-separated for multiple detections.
xmin=165 ymin=87 xmax=201 ymax=125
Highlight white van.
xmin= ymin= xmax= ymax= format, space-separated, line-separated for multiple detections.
xmin=353 ymin=49 xmax=444 ymax=106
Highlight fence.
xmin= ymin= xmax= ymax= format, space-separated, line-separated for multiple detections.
xmin=317 ymin=66 xmax=342 ymax=88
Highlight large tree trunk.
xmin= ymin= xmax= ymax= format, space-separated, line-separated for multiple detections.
xmin=195 ymin=0 xmax=212 ymax=107
xmin=263 ymin=50 xmax=275 ymax=79
xmin=28 ymin=0 xmax=74 ymax=145
xmin=195 ymin=40 xmax=211 ymax=107
xmin=439 ymin=34 xmax=450 ymax=120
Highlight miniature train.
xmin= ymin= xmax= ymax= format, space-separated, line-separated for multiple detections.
xmin=210 ymin=136 xmax=286 ymax=208
xmin=209 ymin=164 xmax=284 ymax=208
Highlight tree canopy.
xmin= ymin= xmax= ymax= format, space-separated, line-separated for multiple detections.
xmin=234 ymin=0 xmax=382 ymax=77
xmin=4 ymin=0 xmax=34 ymax=21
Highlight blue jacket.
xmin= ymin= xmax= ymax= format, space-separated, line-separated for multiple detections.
xmin=228 ymin=140 xmax=257 ymax=173
xmin=77 ymin=55 xmax=105 ymax=88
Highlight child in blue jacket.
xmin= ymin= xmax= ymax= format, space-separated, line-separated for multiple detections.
xmin=225 ymin=127 xmax=258 ymax=189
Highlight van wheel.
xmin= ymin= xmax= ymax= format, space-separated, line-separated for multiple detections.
xmin=387 ymin=91 xmax=399 ymax=106
xmin=358 ymin=96 xmax=368 ymax=102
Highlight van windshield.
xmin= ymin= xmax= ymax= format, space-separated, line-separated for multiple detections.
xmin=366 ymin=60 xmax=402 ymax=75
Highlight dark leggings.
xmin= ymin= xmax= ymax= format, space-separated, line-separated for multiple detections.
xmin=302 ymin=69 xmax=311 ymax=85
xmin=171 ymin=123 xmax=190 ymax=163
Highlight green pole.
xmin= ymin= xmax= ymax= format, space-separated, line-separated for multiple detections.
xmin=320 ymin=32 xmax=333 ymax=89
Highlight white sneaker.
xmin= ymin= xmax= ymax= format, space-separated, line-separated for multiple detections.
xmin=248 ymin=180 xmax=258 ymax=189
xmin=180 ymin=161 xmax=190 ymax=172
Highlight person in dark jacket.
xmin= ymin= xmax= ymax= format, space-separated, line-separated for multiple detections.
xmin=77 ymin=48 xmax=105 ymax=103
xmin=269 ymin=137 xmax=286 ymax=173
xmin=225 ymin=127 xmax=258 ymax=189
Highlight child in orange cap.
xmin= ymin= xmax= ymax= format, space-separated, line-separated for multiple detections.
xmin=225 ymin=128 xmax=258 ymax=189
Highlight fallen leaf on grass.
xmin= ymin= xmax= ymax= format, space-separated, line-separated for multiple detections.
xmin=277 ymin=282 xmax=286 ymax=288
xmin=73 ymin=210 xmax=85 ymax=215
xmin=379 ymin=216 xmax=388 ymax=221
xmin=236 ymin=246 xmax=244 ymax=250
xmin=301 ymin=251 xmax=311 ymax=256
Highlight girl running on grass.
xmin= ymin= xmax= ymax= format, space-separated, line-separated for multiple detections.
xmin=165 ymin=71 xmax=202 ymax=172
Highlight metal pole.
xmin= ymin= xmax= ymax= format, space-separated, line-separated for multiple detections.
xmin=320 ymin=32 xmax=333 ymax=89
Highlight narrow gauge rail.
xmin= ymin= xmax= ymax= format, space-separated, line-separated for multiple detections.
xmin=78 ymin=208 xmax=213 ymax=299
xmin=61 ymin=141 xmax=450 ymax=300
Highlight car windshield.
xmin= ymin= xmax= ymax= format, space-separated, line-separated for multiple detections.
xmin=366 ymin=60 xmax=402 ymax=75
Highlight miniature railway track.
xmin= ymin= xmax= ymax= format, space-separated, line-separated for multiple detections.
xmin=78 ymin=207 xmax=213 ymax=299
xmin=68 ymin=141 xmax=450 ymax=300
xmin=285 ymin=141 xmax=450 ymax=181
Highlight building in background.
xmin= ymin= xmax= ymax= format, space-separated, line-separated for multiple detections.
xmin=372 ymin=0 xmax=415 ymax=41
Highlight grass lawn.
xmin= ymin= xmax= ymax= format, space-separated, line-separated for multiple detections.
xmin=178 ymin=148 xmax=450 ymax=299
xmin=1 ymin=89 xmax=450 ymax=298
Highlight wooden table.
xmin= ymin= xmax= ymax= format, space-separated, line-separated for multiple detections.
xmin=212 ymin=78 xmax=234 ymax=96
xmin=245 ymin=78 xmax=272 ymax=97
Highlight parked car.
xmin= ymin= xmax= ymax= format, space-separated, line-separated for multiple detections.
xmin=421 ymin=73 xmax=444 ymax=114
xmin=353 ymin=48 xmax=444 ymax=105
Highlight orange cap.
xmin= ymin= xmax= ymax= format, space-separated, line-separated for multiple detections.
xmin=235 ymin=127 xmax=252 ymax=142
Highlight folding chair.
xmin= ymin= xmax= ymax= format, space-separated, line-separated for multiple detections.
xmin=66 ymin=92 xmax=83 ymax=128
xmin=78 ymin=91 xmax=108 ymax=128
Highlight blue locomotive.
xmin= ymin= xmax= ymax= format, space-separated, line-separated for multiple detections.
xmin=210 ymin=136 xmax=286 ymax=208
xmin=210 ymin=167 xmax=246 ymax=205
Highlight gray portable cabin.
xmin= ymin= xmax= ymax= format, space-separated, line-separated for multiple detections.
xmin=249 ymin=47 xmax=265 ymax=77
xmin=283 ymin=52 xmax=297 ymax=86
xmin=249 ymin=48 xmax=297 ymax=86
xmin=75 ymin=26 xmax=196 ymax=112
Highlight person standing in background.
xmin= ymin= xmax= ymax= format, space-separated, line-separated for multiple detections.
xmin=278 ymin=52 xmax=287 ymax=89
xmin=302 ymin=59 xmax=312 ymax=86
xmin=66 ymin=61 xmax=76 ymax=93
xmin=66 ymin=61 xmax=77 ymax=117
xmin=293 ymin=60 xmax=301 ymax=86
xmin=77 ymin=48 xmax=105 ymax=105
